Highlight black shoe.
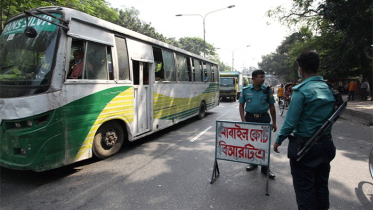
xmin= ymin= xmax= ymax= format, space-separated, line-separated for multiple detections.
xmin=246 ymin=164 xmax=258 ymax=171
xmin=261 ymin=168 xmax=276 ymax=179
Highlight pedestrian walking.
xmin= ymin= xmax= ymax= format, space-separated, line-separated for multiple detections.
xmin=273 ymin=51 xmax=337 ymax=210
xmin=239 ymin=70 xmax=277 ymax=179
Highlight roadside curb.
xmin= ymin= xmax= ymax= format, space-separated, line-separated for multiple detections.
xmin=342 ymin=108 xmax=373 ymax=126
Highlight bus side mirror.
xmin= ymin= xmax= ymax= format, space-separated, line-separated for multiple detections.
xmin=24 ymin=26 xmax=38 ymax=38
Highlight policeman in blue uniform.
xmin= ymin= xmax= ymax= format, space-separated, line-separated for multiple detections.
xmin=273 ymin=51 xmax=336 ymax=209
xmin=239 ymin=70 xmax=277 ymax=179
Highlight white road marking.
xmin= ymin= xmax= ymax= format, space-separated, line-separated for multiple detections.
xmin=190 ymin=126 xmax=212 ymax=142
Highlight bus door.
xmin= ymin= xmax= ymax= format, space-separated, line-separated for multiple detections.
xmin=133 ymin=60 xmax=152 ymax=135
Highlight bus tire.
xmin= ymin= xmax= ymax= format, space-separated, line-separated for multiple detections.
xmin=93 ymin=121 xmax=124 ymax=159
xmin=198 ymin=101 xmax=206 ymax=119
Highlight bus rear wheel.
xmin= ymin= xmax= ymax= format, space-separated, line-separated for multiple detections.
xmin=93 ymin=121 xmax=124 ymax=159
xmin=198 ymin=101 xmax=206 ymax=119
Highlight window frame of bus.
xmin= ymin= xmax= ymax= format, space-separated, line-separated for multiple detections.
xmin=115 ymin=36 xmax=131 ymax=81
xmin=193 ymin=58 xmax=203 ymax=82
xmin=67 ymin=38 xmax=114 ymax=81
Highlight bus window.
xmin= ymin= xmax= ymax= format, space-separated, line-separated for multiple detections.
xmin=186 ymin=57 xmax=192 ymax=81
xmin=153 ymin=47 xmax=164 ymax=81
xmin=206 ymin=63 xmax=212 ymax=82
xmin=203 ymin=62 xmax=208 ymax=82
xmin=211 ymin=65 xmax=215 ymax=82
xmin=193 ymin=59 xmax=202 ymax=82
xmin=67 ymin=39 xmax=85 ymax=79
xmin=143 ymin=63 xmax=149 ymax=85
xmin=115 ymin=37 xmax=130 ymax=80
xmin=84 ymin=41 xmax=109 ymax=80
xmin=162 ymin=50 xmax=175 ymax=81
xmin=176 ymin=54 xmax=188 ymax=81
xmin=107 ymin=46 xmax=113 ymax=80
xmin=133 ymin=60 xmax=139 ymax=85
xmin=191 ymin=59 xmax=195 ymax=81
xmin=214 ymin=65 xmax=219 ymax=82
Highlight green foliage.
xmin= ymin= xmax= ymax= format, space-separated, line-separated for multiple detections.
xmin=0 ymin=1 xmax=223 ymax=67
xmin=258 ymin=27 xmax=316 ymax=82
xmin=179 ymin=37 xmax=204 ymax=56
xmin=218 ymin=61 xmax=231 ymax=72
xmin=0 ymin=0 xmax=118 ymax=31
xmin=265 ymin=0 xmax=373 ymax=91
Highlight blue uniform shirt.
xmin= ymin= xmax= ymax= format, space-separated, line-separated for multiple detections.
xmin=275 ymin=76 xmax=336 ymax=144
xmin=239 ymin=84 xmax=275 ymax=114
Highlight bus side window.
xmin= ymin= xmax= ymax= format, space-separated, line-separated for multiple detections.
xmin=85 ymin=41 xmax=108 ymax=80
xmin=107 ymin=46 xmax=113 ymax=80
xmin=193 ymin=59 xmax=202 ymax=82
xmin=206 ymin=63 xmax=212 ymax=82
xmin=67 ymin=39 xmax=84 ymax=79
xmin=115 ymin=37 xmax=130 ymax=80
xmin=214 ymin=65 xmax=219 ymax=82
xmin=203 ymin=62 xmax=208 ymax=82
xmin=162 ymin=49 xmax=175 ymax=81
xmin=153 ymin=47 xmax=164 ymax=81
xmin=211 ymin=65 xmax=215 ymax=82
xmin=176 ymin=54 xmax=187 ymax=82
xmin=191 ymin=59 xmax=195 ymax=82
xmin=186 ymin=57 xmax=192 ymax=81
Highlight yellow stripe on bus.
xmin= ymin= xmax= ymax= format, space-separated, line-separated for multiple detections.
xmin=74 ymin=87 xmax=134 ymax=162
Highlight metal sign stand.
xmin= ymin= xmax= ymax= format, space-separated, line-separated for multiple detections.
xmin=210 ymin=159 xmax=220 ymax=184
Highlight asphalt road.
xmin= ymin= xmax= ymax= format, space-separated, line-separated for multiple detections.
xmin=1 ymin=101 xmax=372 ymax=210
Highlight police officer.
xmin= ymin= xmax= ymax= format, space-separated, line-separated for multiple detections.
xmin=239 ymin=70 xmax=277 ymax=179
xmin=273 ymin=51 xmax=336 ymax=209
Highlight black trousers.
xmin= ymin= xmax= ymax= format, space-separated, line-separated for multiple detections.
xmin=245 ymin=113 xmax=271 ymax=170
xmin=289 ymin=136 xmax=336 ymax=210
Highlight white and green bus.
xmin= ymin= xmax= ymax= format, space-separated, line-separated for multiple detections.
xmin=0 ymin=7 xmax=219 ymax=171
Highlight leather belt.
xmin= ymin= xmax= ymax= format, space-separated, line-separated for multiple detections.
xmin=246 ymin=112 xmax=268 ymax=118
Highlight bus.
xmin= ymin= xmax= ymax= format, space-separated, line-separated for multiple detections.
xmin=0 ymin=7 xmax=219 ymax=171
xmin=219 ymin=71 xmax=243 ymax=101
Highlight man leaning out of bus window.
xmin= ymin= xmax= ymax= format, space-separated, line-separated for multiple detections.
xmin=67 ymin=50 xmax=84 ymax=79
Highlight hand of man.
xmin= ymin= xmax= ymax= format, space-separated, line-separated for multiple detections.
xmin=272 ymin=123 xmax=277 ymax=132
xmin=273 ymin=142 xmax=281 ymax=153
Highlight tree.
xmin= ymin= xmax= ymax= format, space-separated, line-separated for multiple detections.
xmin=267 ymin=0 xmax=373 ymax=95
xmin=0 ymin=1 xmax=223 ymax=68
xmin=0 ymin=0 xmax=118 ymax=31
xmin=258 ymin=27 xmax=315 ymax=82
xmin=178 ymin=37 xmax=218 ymax=59
xmin=218 ymin=61 xmax=231 ymax=72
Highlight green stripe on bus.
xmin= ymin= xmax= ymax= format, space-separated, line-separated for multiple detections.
xmin=0 ymin=86 xmax=130 ymax=171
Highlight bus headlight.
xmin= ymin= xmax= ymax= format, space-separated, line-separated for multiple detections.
xmin=4 ymin=112 xmax=51 ymax=130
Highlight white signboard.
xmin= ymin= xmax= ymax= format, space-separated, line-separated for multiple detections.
xmin=215 ymin=121 xmax=272 ymax=166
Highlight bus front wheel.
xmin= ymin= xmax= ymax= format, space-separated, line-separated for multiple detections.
xmin=93 ymin=121 xmax=124 ymax=159
xmin=198 ymin=101 xmax=206 ymax=119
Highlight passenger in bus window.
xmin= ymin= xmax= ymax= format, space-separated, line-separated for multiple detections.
xmin=67 ymin=50 xmax=84 ymax=79
xmin=155 ymin=62 xmax=164 ymax=81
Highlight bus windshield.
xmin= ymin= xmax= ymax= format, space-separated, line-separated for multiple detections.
xmin=220 ymin=78 xmax=235 ymax=86
xmin=0 ymin=14 xmax=60 ymax=98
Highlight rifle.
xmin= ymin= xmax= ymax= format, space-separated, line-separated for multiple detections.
xmin=296 ymin=101 xmax=347 ymax=162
